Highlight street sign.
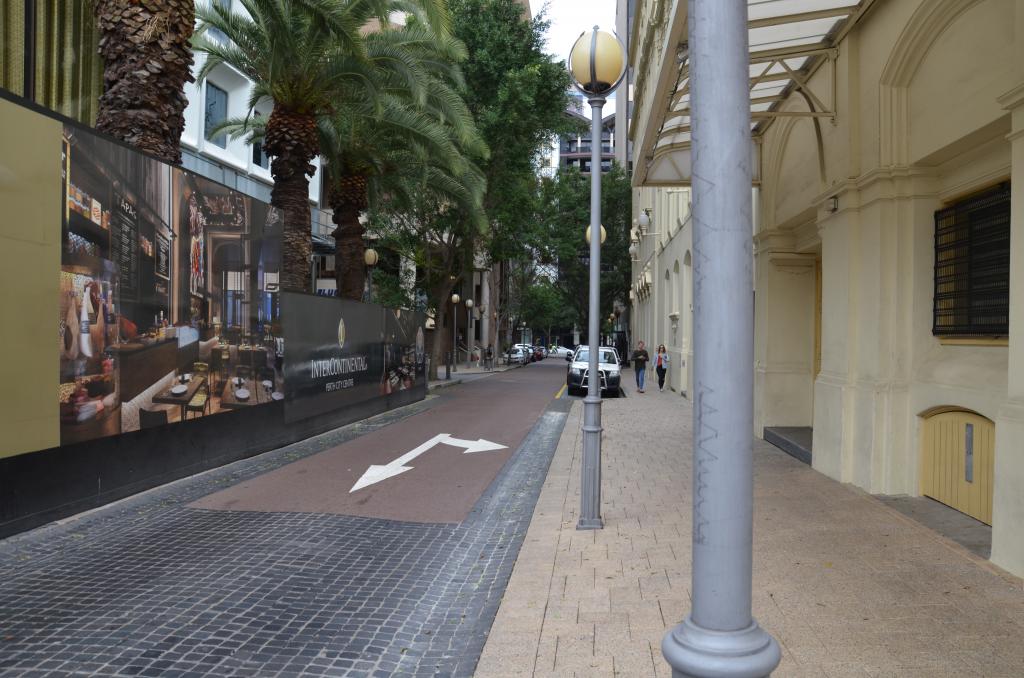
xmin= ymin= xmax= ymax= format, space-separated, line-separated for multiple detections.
xmin=350 ymin=433 xmax=508 ymax=492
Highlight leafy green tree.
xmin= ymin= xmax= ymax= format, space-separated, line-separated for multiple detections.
xmin=536 ymin=165 xmax=632 ymax=341
xmin=369 ymin=183 xmax=486 ymax=378
xmin=520 ymin=280 xmax=574 ymax=347
xmin=446 ymin=0 xmax=577 ymax=319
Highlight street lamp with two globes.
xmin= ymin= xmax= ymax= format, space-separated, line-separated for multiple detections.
xmin=567 ymin=26 xmax=626 ymax=531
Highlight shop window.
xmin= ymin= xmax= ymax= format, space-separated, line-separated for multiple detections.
xmin=204 ymin=82 xmax=229 ymax=148
xmin=933 ymin=183 xmax=1011 ymax=336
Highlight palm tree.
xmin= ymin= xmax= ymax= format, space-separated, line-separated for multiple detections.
xmin=320 ymin=23 xmax=486 ymax=299
xmin=93 ymin=0 xmax=195 ymax=163
xmin=193 ymin=0 xmax=419 ymax=292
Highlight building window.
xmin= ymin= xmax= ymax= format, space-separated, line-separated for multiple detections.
xmin=933 ymin=183 xmax=1011 ymax=336
xmin=204 ymin=82 xmax=228 ymax=148
xmin=252 ymin=140 xmax=270 ymax=169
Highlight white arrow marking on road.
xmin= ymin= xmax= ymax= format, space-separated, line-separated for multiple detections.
xmin=441 ymin=435 xmax=508 ymax=454
xmin=349 ymin=433 xmax=508 ymax=492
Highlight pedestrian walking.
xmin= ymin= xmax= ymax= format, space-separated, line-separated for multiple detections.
xmin=630 ymin=341 xmax=650 ymax=393
xmin=654 ymin=344 xmax=670 ymax=391
xmin=485 ymin=345 xmax=494 ymax=371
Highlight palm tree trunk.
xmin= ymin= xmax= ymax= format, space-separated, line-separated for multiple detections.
xmin=94 ymin=0 xmax=194 ymax=164
xmin=274 ymin=169 xmax=314 ymax=293
xmin=265 ymin=107 xmax=318 ymax=292
xmin=328 ymin=175 xmax=369 ymax=301
xmin=332 ymin=203 xmax=366 ymax=301
xmin=427 ymin=281 xmax=453 ymax=381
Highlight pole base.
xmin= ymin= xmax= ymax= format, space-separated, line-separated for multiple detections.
xmin=662 ymin=616 xmax=780 ymax=678
xmin=576 ymin=516 xmax=604 ymax=530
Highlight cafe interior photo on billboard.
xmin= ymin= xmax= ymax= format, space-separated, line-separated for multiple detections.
xmin=59 ymin=124 xmax=284 ymax=446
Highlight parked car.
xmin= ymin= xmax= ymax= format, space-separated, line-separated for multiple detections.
xmin=566 ymin=345 xmax=621 ymax=397
xmin=517 ymin=344 xmax=540 ymax=362
xmin=549 ymin=345 xmax=573 ymax=358
xmin=506 ymin=347 xmax=529 ymax=365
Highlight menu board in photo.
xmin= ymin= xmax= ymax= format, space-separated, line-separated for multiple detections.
xmin=155 ymin=232 xmax=170 ymax=279
xmin=112 ymin=191 xmax=139 ymax=301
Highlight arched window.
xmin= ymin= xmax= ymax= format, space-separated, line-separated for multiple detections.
xmin=672 ymin=260 xmax=680 ymax=314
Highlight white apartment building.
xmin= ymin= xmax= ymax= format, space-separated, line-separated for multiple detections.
xmin=182 ymin=1 xmax=323 ymax=209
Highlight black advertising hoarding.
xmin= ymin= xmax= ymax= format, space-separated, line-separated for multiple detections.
xmin=282 ymin=292 xmax=427 ymax=423
xmin=48 ymin=102 xmax=422 ymax=451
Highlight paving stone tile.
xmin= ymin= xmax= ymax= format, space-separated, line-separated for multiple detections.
xmin=477 ymin=388 xmax=1024 ymax=677
xmin=0 ymin=396 xmax=571 ymax=677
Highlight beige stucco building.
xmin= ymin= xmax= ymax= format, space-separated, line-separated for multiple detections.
xmin=627 ymin=0 xmax=1024 ymax=579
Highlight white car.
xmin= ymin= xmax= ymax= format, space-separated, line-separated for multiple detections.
xmin=513 ymin=343 xmax=537 ymax=362
xmin=566 ymin=345 xmax=621 ymax=397
xmin=549 ymin=345 xmax=573 ymax=358
xmin=507 ymin=347 xmax=529 ymax=365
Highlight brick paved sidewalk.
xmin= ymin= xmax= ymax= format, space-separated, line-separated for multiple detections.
xmin=475 ymin=373 xmax=1024 ymax=677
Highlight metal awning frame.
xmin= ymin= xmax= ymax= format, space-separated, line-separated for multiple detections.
xmin=658 ymin=45 xmax=839 ymax=141
xmin=635 ymin=0 xmax=878 ymax=188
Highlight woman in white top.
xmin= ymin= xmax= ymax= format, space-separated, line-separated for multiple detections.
xmin=654 ymin=344 xmax=670 ymax=391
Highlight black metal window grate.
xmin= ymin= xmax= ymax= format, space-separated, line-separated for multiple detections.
xmin=933 ymin=183 xmax=1011 ymax=336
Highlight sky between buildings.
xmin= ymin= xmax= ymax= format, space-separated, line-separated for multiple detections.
xmin=530 ymin=0 xmax=617 ymax=63
xmin=530 ymin=0 xmax=617 ymax=120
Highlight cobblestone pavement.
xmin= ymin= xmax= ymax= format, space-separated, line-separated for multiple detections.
xmin=0 ymin=388 xmax=569 ymax=677
xmin=476 ymin=371 xmax=1024 ymax=678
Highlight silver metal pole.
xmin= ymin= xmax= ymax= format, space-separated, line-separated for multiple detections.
xmin=578 ymin=97 xmax=604 ymax=530
xmin=452 ymin=300 xmax=457 ymax=373
xmin=662 ymin=1 xmax=779 ymax=675
xmin=466 ymin=306 xmax=472 ymax=369
xmin=481 ymin=272 xmax=491 ymax=357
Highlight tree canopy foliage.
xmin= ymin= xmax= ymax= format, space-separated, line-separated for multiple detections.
xmin=532 ymin=164 xmax=633 ymax=337
xmin=447 ymin=0 xmax=577 ymax=264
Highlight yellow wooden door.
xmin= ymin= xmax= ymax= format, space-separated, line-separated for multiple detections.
xmin=920 ymin=411 xmax=995 ymax=525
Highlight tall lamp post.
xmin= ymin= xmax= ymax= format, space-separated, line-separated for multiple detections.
xmin=569 ymin=28 xmax=625 ymax=530
xmin=661 ymin=1 xmax=780 ymax=677
xmin=450 ymin=293 xmax=460 ymax=375
xmin=465 ymin=298 xmax=475 ymax=369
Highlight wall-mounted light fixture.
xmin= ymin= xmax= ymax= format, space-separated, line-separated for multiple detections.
xmin=638 ymin=208 xmax=652 ymax=231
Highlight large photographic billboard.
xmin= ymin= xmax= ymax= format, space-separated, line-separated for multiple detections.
xmin=58 ymin=124 xmax=284 ymax=446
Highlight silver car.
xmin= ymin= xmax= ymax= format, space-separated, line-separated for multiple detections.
xmin=507 ymin=347 xmax=529 ymax=365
